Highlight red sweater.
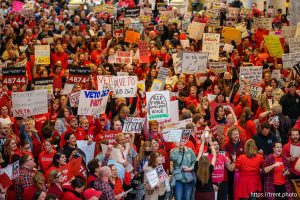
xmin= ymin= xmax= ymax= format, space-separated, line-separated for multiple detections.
xmin=38 ymin=150 xmax=56 ymax=173
xmin=51 ymin=52 xmax=68 ymax=70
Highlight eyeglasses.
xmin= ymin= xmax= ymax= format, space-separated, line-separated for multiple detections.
xmin=55 ymin=173 xmax=62 ymax=179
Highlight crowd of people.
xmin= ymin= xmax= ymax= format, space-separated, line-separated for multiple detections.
xmin=0 ymin=0 xmax=300 ymax=199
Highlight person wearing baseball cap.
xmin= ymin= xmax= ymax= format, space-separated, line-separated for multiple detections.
xmin=83 ymin=188 xmax=102 ymax=200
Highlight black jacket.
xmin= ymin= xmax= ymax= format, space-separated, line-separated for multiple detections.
xmin=253 ymin=133 xmax=277 ymax=156
xmin=279 ymin=93 xmax=300 ymax=119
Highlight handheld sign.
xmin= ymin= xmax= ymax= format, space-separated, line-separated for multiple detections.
xmin=2 ymin=67 xmax=26 ymax=85
xmin=68 ymin=67 xmax=91 ymax=84
xmin=145 ymin=165 xmax=169 ymax=188
xmin=122 ymin=117 xmax=145 ymax=133
xmin=112 ymin=76 xmax=137 ymax=98
xmin=146 ymin=91 xmax=171 ymax=120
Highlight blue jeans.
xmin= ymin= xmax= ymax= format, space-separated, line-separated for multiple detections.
xmin=174 ymin=180 xmax=194 ymax=200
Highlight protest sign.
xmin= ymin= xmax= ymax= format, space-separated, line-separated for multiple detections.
xmin=282 ymin=53 xmax=300 ymax=69
xmin=0 ymin=161 xmax=19 ymax=180
xmin=235 ymin=23 xmax=249 ymax=38
xmin=170 ymin=100 xmax=179 ymax=123
xmin=146 ymin=91 xmax=171 ymax=120
xmin=162 ymin=129 xmax=192 ymax=143
xmin=12 ymin=1 xmax=23 ymax=12
xmin=202 ymin=33 xmax=220 ymax=61
xmin=296 ymin=22 xmax=300 ymax=37
xmin=157 ymin=67 xmax=168 ymax=84
xmin=282 ymin=26 xmax=297 ymax=41
xmin=151 ymin=79 xmax=163 ymax=91
xmin=33 ymin=77 xmax=53 ymax=94
xmin=138 ymin=41 xmax=150 ymax=63
xmin=223 ymin=43 xmax=234 ymax=53
xmin=12 ymin=90 xmax=48 ymax=117
xmin=125 ymin=31 xmax=140 ymax=44
xmin=115 ymin=51 xmax=132 ymax=64
xmin=34 ymin=45 xmax=50 ymax=64
xmin=101 ymin=130 xmax=121 ymax=144
xmin=188 ymin=22 xmax=206 ymax=40
xmin=140 ymin=15 xmax=151 ymax=23
xmin=227 ymin=7 xmax=240 ymax=18
xmin=68 ymin=67 xmax=91 ymax=84
xmin=253 ymin=17 xmax=273 ymax=30
xmin=77 ymin=90 xmax=109 ymax=115
xmin=2 ymin=67 xmax=26 ymax=85
xmin=122 ymin=117 xmax=145 ymax=133
xmin=112 ymin=76 xmax=137 ymax=98
xmin=145 ymin=165 xmax=169 ymax=188
xmin=222 ymin=27 xmax=242 ymax=45
xmin=125 ymin=7 xmax=140 ymax=17
xmin=264 ymin=35 xmax=284 ymax=58
xmin=69 ymin=91 xmax=80 ymax=107
xmin=289 ymin=37 xmax=300 ymax=53
xmin=97 ymin=75 xmax=114 ymax=91
xmin=180 ymin=40 xmax=190 ymax=49
xmin=239 ymin=66 xmax=263 ymax=84
xmin=182 ymin=52 xmax=208 ymax=74
xmin=209 ymin=62 xmax=227 ymax=73
xmin=113 ymin=29 xmax=123 ymax=38
xmin=77 ymin=140 xmax=96 ymax=165
xmin=249 ymin=85 xmax=263 ymax=100
xmin=59 ymin=157 xmax=86 ymax=184
xmin=240 ymin=8 xmax=252 ymax=17
xmin=137 ymin=80 xmax=145 ymax=93
xmin=62 ymin=83 xmax=74 ymax=95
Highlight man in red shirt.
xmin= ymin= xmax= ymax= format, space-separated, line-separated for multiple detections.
xmin=51 ymin=44 xmax=68 ymax=70
xmin=282 ymin=128 xmax=300 ymax=179
xmin=91 ymin=41 xmax=103 ymax=66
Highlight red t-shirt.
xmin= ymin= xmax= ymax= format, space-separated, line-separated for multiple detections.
xmin=208 ymin=153 xmax=229 ymax=183
xmin=38 ymin=150 xmax=57 ymax=173
xmin=274 ymin=156 xmax=285 ymax=185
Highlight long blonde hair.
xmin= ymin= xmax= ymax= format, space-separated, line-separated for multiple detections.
xmin=196 ymin=156 xmax=210 ymax=186
xmin=244 ymin=139 xmax=258 ymax=158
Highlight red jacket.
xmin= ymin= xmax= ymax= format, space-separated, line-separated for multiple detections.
xmin=23 ymin=185 xmax=38 ymax=200
xmin=38 ymin=150 xmax=56 ymax=173
xmin=61 ymin=185 xmax=82 ymax=200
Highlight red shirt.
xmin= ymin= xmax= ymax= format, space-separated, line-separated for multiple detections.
xmin=51 ymin=52 xmax=68 ymax=70
xmin=273 ymin=156 xmax=285 ymax=185
xmin=282 ymin=141 xmax=300 ymax=176
xmin=91 ymin=49 xmax=103 ymax=66
xmin=38 ymin=150 xmax=56 ymax=173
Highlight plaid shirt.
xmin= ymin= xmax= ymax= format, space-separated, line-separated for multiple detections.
xmin=263 ymin=154 xmax=293 ymax=200
xmin=94 ymin=179 xmax=115 ymax=200
xmin=15 ymin=166 xmax=34 ymax=200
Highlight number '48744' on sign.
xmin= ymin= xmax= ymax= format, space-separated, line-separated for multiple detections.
xmin=67 ymin=76 xmax=90 ymax=83
xmin=3 ymin=77 xmax=26 ymax=85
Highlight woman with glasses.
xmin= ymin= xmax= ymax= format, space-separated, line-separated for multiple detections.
xmin=45 ymin=153 xmax=66 ymax=184
xmin=47 ymin=170 xmax=64 ymax=199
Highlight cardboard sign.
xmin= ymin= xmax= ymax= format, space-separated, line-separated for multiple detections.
xmin=157 ymin=67 xmax=168 ymax=84
xmin=223 ymin=43 xmax=234 ymax=52
xmin=77 ymin=90 xmax=109 ymax=115
xmin=282 ymin=53 xmax=300 ymax=69
xmin=34 ymin=45 xmax=50 ymax=64
xmin=222 ymin=27 xmax=242 ymax=45
xmin=188 ymin=22 xmax=206 ymax=40
xmin=162 ymin=129 xmax=192 ymax=143
xmin=112 ymin=76 xmax=137 ymax=98
xmin=125 ymin=31 xmax=140 ymax=44
xmin=289 ymin=37 xmax=300 ymax=53
xmin=227 ymin=7 xmax=240 ymax=18
xmin=122 ymin=117 xmax=145 ymax=133
xmin=253 ymin=17 xmax=273 ymax=30
xmin=239 ymin=66 xmax=263 ymax=84
xmin=264 ymin=35 xmax=284 ymax=58
xmin=249 ymin=85 xmax=263 ymax=100
xmin=62 ymin=83 xmax=74 ymax=95
xmin=12 ymin=90 xmax=48 ymax=117
xmin=115 ymin=51 xmax=132 ymax=64
xmin=0 ymin=161 xmax=19 ymax=180
xmin=59 ymin=157 xmax=86 ymax=184
xmin=209 ymin=61 xmax=227 ymax=73
xmin=182 ymin=52 xmax=208 ymax=74
xmin=125 ymin=7 xmax=140 ymax=18
xmin=69 ymin=91 xmax=80 ymax=107
xmin=282 ymin=26 xmax=297 ymax=41
xmin=202 ymin=33 xmax=220 ymax=61
xmin=97 ymin=75 xmax=114 ymax=91
xmin=2 ymin=67 xmax=26 ymax=85
xmin=146 ymin=91 xmax=171 ymax=120
xmin=101 ymin=144 xmax=125 ymax=164
xmin=76 ymin=140 xmax=96 ymax=165
xmin=145 ymin=165 xmax=169 ymax=188
xmin=138 ymin=41 xmax=150 ymax=63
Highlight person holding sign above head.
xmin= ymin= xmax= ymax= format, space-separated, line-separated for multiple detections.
xmin=144 ymin=151 xmax=167 ymax=200
xmin=170 ymin=141 xmax=196 ymax=200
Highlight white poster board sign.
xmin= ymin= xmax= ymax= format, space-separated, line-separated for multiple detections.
xmin=182 ymin=52 xmax=208 ymax=74
xmin=76 ymin=140 xmax=96 ymax=164
xmin=146 ymin=91 xmax=171 ymax=120
xmin=202 ymin=33 xmax=220 ymax=61
xmin=78 ymin=90 xmax=109 ymax=115
xmin=113 ymin=76 xmax=137 ymax=98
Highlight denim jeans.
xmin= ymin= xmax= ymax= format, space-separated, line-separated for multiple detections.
xmin=174 ymin=180 xmax=194 ymax=200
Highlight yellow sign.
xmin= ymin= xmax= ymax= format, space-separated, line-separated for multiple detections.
xmin=34 ymin=45 xmax=50 ymax=65
xmin=222 ymin=27 xmax=242 ymax=45
xmin=264 ymin=35 xmax=284 ymax=58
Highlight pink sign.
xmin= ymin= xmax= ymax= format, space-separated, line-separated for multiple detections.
xmin=12 ymin=1 xmax=24 ymax=13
